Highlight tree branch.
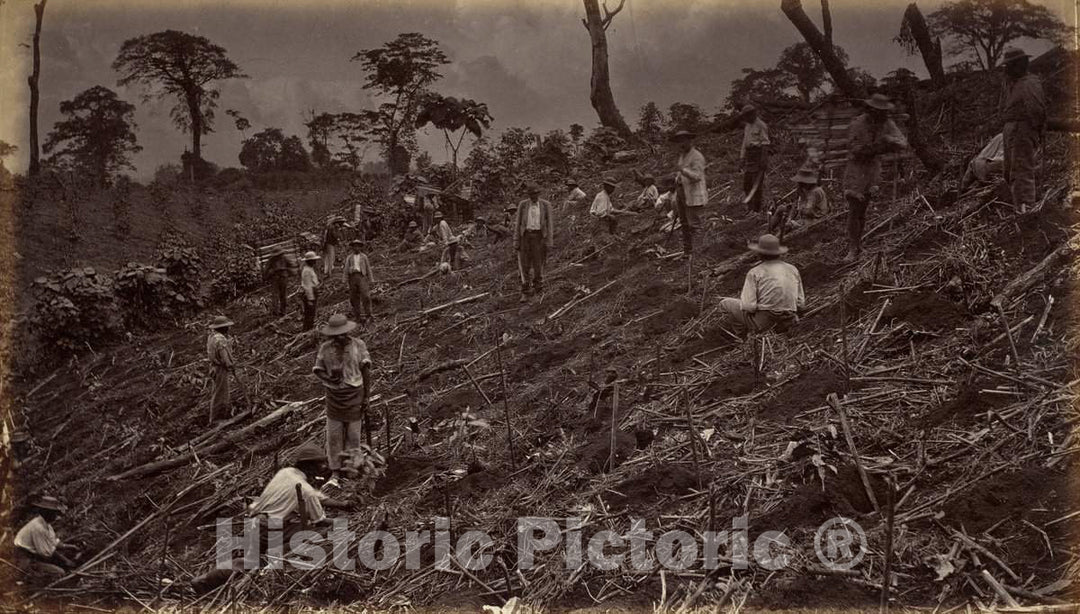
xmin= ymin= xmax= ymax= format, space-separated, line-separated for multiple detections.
xmin=601 ymin=0 xmax=626 ymax=30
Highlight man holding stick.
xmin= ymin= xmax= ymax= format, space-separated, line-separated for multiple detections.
xmin=1000 ymin=47 xmax=1046 ymax=213
xmin=514 ymin=182 xmax=553 ymax=302
xmin=740 ymin=104 xmax=770 ymax=214
xmin=673 ymin=130 xmax=707 ymax=256
xmin=313 ymin=314 xmax=372 ymax=482
xmin=206 ymin=315 xmax=235 ymax=423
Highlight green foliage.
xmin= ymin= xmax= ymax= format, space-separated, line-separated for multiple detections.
xmin=928 ymin=0 xmax=1072 ymax=70
xmin=30 ymin=268 xmax=120 ymax=352
xmin=156 ymin=244 xmax=204 ymax=308
xmin=239 ymin=128 xmax=312 ymax=173
xmin=204 ymin=198 xmax=304 ymax=303
xmin=113 ymin=263 xmax=189 ymax=329
xmin=415 ymin=93 xmax=493 ymax=168
xmin=637 ymin=102 xmax=664 ymax=137
xmin=667 ymin=103 xmax=707 ymax=133
xmin=43 ymin=86 xmax=141 ymax=188
xmin=304 ymin=112 xmax=370 ymax=171
xmin=582 ymin=126 xmax=628 ymax=161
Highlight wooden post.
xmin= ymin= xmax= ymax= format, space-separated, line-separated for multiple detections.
xmin=607 ymin=380 xmax=619 ymax=472
xmin=827 ymin=393 xmax=879 ymax=513
xmin=495 ymin=334 xmax=517 ymax=470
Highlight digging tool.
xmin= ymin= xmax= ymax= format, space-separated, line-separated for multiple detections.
xmin=742 ymin=171 xmax=764 ymax=207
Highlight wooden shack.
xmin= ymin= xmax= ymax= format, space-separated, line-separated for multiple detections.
xmin=788 ymin=100 xmax=915 ymax=174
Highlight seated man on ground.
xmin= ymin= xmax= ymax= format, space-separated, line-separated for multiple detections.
xmin=719 ymin=234 xmax=805 ymax=336
xmin=14 ymin=496 xmax=79 ymax=582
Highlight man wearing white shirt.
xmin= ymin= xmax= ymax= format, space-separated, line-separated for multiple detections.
xmin=514 ymin=183 xmax=553 ymax=300
xmin=565 ymin=179 xmax=587 ymax=207
xmin=673 ymin=131 xmax=707 ymax=254
xmin=740 ymin=105 xmax=771 ymax=214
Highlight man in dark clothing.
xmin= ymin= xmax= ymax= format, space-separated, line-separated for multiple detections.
xmin=1001 ymin=47 xmax=1047 ymax=213
xmin=514 ymin=183 xmax=554 ymax=301
xmin=263 ymin=246 xmax=292 ymax=316
xmin=343 ymin=239 xmax=375 ymax=323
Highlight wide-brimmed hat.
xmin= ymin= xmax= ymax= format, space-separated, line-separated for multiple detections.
xmin=10 ymin=429 xmax=30 ymax=444
xmin=33 ymin=496 xmax=66 ymax=514
xmin=601 ymin=176 xmax=619 ymax=187
xmin=565 ymin=178 xmax=579 ymax=187
xmin=671 ymin=130 xmax=696 ymax=141
xmin=209 ymin=315 xmax=234 ymax=330
xmin=748 ymin=234 xmax=789 ymax=256
xmin=643 ymin=174 xmax=655 ymax=183
xmin=1003 ymin=48 xmax=1030 ymax=65
xmin=321 ymin=313 xmax=357 ymax=336
xmin=349 ymin=238 xmax=364 ymax=246
xmin=302 ymin=251 xmax=321 ymax=261
xmin=475 ymin=216 xmax=487 ymax=223
xmin=291 ymin=443 xmax=325 ymax=465
xmin=863 ymin=93 xmax=895 ymax=112
xmin=740 ymin=104 xmax=758 ymax=117
xmin=791 ymin=167 xmax=820 ymax=185
xmin=434 ymin=210 xmax=444 ymax=219
xmin=505 ymin=204 xmax=518 ymax=212
xmin=408 ymin=221 xmax=418 ymax=228
xmin=525 ymin=182 xmax=541 ymax=194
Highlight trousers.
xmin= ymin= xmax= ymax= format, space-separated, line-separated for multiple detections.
xmin=519 ymin=230 xmax=546 ymax=293
xmin=348 ymin=273 xmax=372 ymax=320
xmin=323 ymin=244 xmax=337 ymax=275
xmin=1003 ymin=120 xmax=1038 ymax=207
xmin=674 ymin=195 xmax=700 ymax=253
xmin=301 ymin=295 xmax=317 ymax=331
xmin=209 ymin=365 xmax=231 ymax=421
xmin=845 ymin=193 xmax=871 ymax=255
xmin=270 ymin=275 xmax=288 ymax=315
xmin=720 ymin=298 xmax=796 ymax=335
xmin=743 ymin=170 xmax=766 ymax=212
xmin=326 ymin=415 xmax=364 ymax=471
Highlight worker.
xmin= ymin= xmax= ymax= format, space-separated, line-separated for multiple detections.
xmin=740 ymin=104 xmax=771 ymax=214
xmin=961 ymin=133 xmax=1005 ymax=190
xmin=14 ymin=496 xmax=78 ymax=580
xmin=248 ymin=442 xmax=351 ymax=529
xmin=673 ymin=130 xmax=707 ymax=255
xmin=654 ymin=177 xmax=677 ymax=216
xmin=769 ymin=167 xmax=828 ymax=235
xmin=299 ymin=251 xmax=321 ymax=331
xmin=343 ymin=239 xmax=375 ymax=323
xmin=434 ymin=211 xmax=460 ymax=269
xmin=397 ymin=221 xmax=424 ymax=252
xmin=842 ymin=93 xmax=908 ymax=261
xmin=719 ymin=234 xmax=805 ymax=335
xmin=514 ymin=182 xmax=554 ymax=301
xmin=9 ymin=429 xmax=31 ymax=473
xmin=589 ymin=177 xmax=634 ymax=234
xmin=312 ymin=314 xmax=372 ymax=481
xmin=1001 ymin=47 xmax=1046 ymax=212
xmin=321 ymin=216 xmax=344 ymax=276
xmin=632 ymin=172 xmax=660 ymax=211
xmin=565 ymin=179 xmax=587 ymax=207
xmin=502 ymin=204 xmax=517 ymax=228
xmin=207 ymin=315 xmax=235 ymax=423
xmin=420 ymin=194 xmax=436 ymax=234
xmin=263 ymin=246 xmax=293 ymax=317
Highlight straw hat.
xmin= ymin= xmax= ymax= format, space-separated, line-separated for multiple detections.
xmin=791 ymin=167 xmax=820 ymax=185
xmin=525 ymin=182 xmax=541 ymax=195
xmin=434 ymin=211 xmax=444 ymax=219
xmin=748 ymin=234 xmax=789 ymax=256
xmin=209 ymin=315 xmax=234 ymax=330
xmin=566 ymin=178 xmax=579 ymax=187
xmin=740 ymin=104 xmax=758 ymax=117
xmin=320 ymin=313 xmax=357 ymax=336
xmin=601 ymin=176 xmax=619 ymax=188
xmin=33 ymin=495 xmax=66 ymax=514
xmin=408 ymin=221 xmax=418 ymax=229
xmin=349 ymin=238 xmax=364 ymax=247
xmin=671 ymin=130 xmax=696 ymax=141
xmin=1003 ymin=48 xmax=1030 ymax=65
xmin=863 ymin=93 xmax=895 ymax=112
xmin=291 ymin=443 xmax=326 ymax=465
xmin=302 ymin=251 xmax=321 ymax=262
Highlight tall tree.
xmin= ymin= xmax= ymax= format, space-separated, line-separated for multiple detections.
xmin=43 ymin=86 xmax=141 ymax=188
xmin=637 ymin=102 xmax=664 ymax=137
xmin=225 ymin=109 xmax=251 ymax=139
xmin=352 ymin=33 xmax=449 ymax=175
xmin=667 ymin=103 xmax=706 ymax=133
xmin=582 ymin=0 xmax=632 ymax=137
xmin=304 ymin=111 xmax=337 ymax=169
xmin=238 ymin=128 xmax=312 ymax=173
xmin=27 ymin=0 xmax=46 ymax=177
xmin=928 ymin=0 xmax=1071 ymax=71
xmin=113 ymin=30 xmax=246 ymax=164
xmin=781 ymin=0 xmax=863 ymax=98
xmin=727 ymin=67 xmax=797 ymax=110
xmin=897 ymin=3 xmax=947 ymax=87
xmin=415 ymin=93 xmax=494 ymax=170
xmin=777 ymin=42 xmax=849 ymax=103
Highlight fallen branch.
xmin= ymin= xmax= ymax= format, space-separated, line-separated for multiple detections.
xmin=991 ymin=244 xmax=1074 ymax=309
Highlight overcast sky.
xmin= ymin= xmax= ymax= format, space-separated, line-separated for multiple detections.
xmin=0 ymin=0 xmax=1071 ymax=179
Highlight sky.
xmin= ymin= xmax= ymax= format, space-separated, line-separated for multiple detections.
xmin=0 ymin=0 xmax=1072 ymax=179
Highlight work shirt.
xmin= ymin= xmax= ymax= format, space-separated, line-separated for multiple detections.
xmin=525 ymin=200 xmax=543 ymax=230
xmin=566 ymin=187 xmax=587 ymax=205
xmin=971 ymin=133 xmax=1005 ymax=182
xmin=637 ymin=185 xmax=659 ymax=209
xmin=248 ymin=467 xmax=326 ymax=523
xmin=740 ymin=260 xmax=805 ymax=314
xmin=514 ymin=199 xmax=553 ymax=247
xmin=300 ymin=265 xmax=319 ymax=301
xmin=1001 ymin=74 xmax=1046 ymax=128
xmin=343 ymin=252 xmax=374 ymax=284
xmin=589 ymin=190 xmax=614 ymax=217
xmin=843 ymin=114 xmax=908 ymax=198
xmin=798 ymin=186 xmax=830 ymax=219
xmin=436 ymin=220 xmax=457 ymax=245
xmin=266 ymin=253 xmax=291 ymax=279
xmin=655 ymin=190 xmax=676 ymax=212
xmin=206 ymin=331 xmax=234 ymax=369
xmin=676 ymin=147 xmax=708 ymax=207
xmin=15 ymin=515 xmax=59 ymax=558
xmin=313 ymin=338 xmax=372 ymax=390
xmin=741 ymin=118 xmax=771 ymax=159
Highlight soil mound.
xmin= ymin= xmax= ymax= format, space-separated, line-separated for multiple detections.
xmin=884 ymin=292 xmax=968 ymax=331
xmin=374 ymin=456 xmax=442 ymax=496
xmin=700 ymin=367 xmax=761 ymax=401
xmin=426 ymin=388 xmax=485 ymax=422
xmin=919 ymin=380 xmax=1009 ymax=428
xmin=754 ymin=465 xmax=892 ymax=530
xmin=941 ymin=465 xmax=1064 ymax=532
xmin=576 ymin=430 xmax=637 ymax=473
xmin=748 ymin=575 xmax=877 ymax=611
xmin=607 ymin=463 xmax=699 ymax=510
xmin=643 ymin=298 xmax=699 ymax=336
xmin=757 ymin=368 xmax=849 ymax=423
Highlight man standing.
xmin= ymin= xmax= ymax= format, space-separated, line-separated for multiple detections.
xmin=434 ymin=211 xmax=459 ymax=269
xmin=14 ymin=496 xmax=78 ymax=580
xmin=515 ymin=182 xmax=553 ymax=301
xmin=719 ymin=234 xmax=805 ymax=335
xmin=740 ymin=105 xmax=771 ymax=214
xmin=207 ymin=315 xmax=235 ymax=423
xmin=263 ymin=246 xmax=292 ymax=317
xmin=322 ymin=217 xmax=344 ymax=275
xmin=843 ymin=93 xmax=908 ymax=261
xmin=313 ymin=314 xmax=372 ymax=481
xmin=343 ymin=239 xmax=375 ymax=323
xmin=1001 ymin=47 xmax=1046 ymax=213
xmin=564 ymin=179 xmax=587 ymax=207
xmin=673 ymin=130 xmax=707 ymax=255
xmin=300 ymin=251 xmax=321 ymax=331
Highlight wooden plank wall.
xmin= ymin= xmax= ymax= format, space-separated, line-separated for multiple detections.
xmin=789 ymin=103 xmax=915 ymax=172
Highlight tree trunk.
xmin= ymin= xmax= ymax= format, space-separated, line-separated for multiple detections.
xmin=901 ymin=85 xmax=944 ymax=178
xmin=821 ymin=0 xmax=833 ymax=46
xmin=27 ymin=0 xmax=46 ymax=177
xmin=781 ymin=0 xmax=863 ymax=99
xmin=583 ymin=0 xmax=632 ymax=137
xmin=902 ymin=3 xmax=946 ymax=89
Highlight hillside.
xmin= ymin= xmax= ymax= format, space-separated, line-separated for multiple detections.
xmin=4 ymin=74 xmax=1079 ymax=611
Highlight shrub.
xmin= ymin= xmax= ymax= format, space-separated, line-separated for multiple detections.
xmin=156 ymin=244 xmax=204 ymax=308
xmin=30 ymin=267 xmax=120 ymax=351
xmin=114 ymin=263 xmax=189 ymax=329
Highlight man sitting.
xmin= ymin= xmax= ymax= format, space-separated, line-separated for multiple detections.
xmin=719 ymin=234 xmax=805 ymax=335
xmin=14 ymin=496 xmax=79 ymax=581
